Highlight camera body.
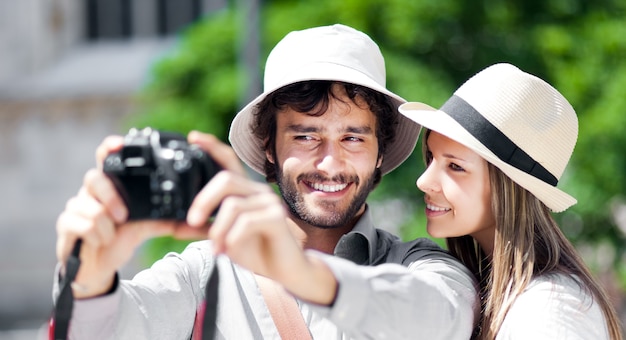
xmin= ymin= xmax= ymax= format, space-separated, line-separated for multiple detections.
xmin=103 ymin=128 xmax=220 ymax=220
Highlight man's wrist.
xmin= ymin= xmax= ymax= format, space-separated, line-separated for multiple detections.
xmin=286 ymin=254 xmax=338 ymax=306
xmin=71 ymin=273 xmax=118 ymax=299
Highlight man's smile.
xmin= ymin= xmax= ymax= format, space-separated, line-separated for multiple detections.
xmin=307 ymin=181 xmax=349 ymax=193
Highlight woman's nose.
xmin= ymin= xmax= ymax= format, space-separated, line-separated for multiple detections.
xmin=416 ymin=164 xmax=440 ymax=193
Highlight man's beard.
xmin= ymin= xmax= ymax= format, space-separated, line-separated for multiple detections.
xmin=275 ymin=165 xmax=376 ymax=229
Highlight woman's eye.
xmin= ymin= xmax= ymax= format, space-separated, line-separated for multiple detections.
xmin=449 ymin=163 xmax=465 ymax=172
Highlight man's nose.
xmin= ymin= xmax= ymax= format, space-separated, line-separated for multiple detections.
xmin=316 ymin=142 xmax=345 ymax=174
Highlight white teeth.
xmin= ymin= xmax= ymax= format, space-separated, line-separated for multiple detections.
xmin=311 ymin=182 xmax=348 ymax=192
xmin=426 ymin=204 xmax=450 ymax=212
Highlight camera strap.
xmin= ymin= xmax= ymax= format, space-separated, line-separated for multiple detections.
xmin=50 ymin=239 xmax=82 ymax=340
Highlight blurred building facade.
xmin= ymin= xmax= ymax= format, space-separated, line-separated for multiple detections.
xmin=0 ymin=0 xmax=226 ymax=335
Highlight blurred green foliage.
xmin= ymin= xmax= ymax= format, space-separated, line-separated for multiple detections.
xmin=127 ymin=0 xmax=626 ymax=288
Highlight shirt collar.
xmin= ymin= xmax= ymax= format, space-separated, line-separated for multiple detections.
xmin=333 ymin=205 xmax=378 ymax=265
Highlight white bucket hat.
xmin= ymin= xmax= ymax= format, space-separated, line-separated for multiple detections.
xmin=399 ymin=63 xmax=578 ymax=212
xmin=228 ymin=24 xmax=434 ymax=176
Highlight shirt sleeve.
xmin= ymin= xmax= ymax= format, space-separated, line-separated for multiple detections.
xmin=51 ymin=241 xmax=213 ymax=339
xmin=303 ymin=250 xmax=479 ymax=340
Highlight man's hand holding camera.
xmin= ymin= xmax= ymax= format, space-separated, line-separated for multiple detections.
xmin=56 ymin=130 xmax=335 ymax=304
xmin=56 ymin=133 xmax=195 ymax=298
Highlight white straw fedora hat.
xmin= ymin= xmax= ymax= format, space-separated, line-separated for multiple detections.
xmin=229 ymin=24 xmax=434 ymax=176
xmin=399 ymin=63 xmax=578 ymax=212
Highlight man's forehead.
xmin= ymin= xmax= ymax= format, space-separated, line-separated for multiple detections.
xmin=283 ymin=122 xmax=374 ymax=135
xmin=276 ymin=106 xmax=377 ymax=131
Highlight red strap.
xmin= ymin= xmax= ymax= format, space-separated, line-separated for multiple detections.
xmin=192 ymin=302 xmax=206 ymax=340
xmin=48 ymin=317 xmax=55 ymax=340
xmin=256 ymin=275 xmax=312 ymax=340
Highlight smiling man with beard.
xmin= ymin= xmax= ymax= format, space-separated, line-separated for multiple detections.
xmin=267 ymin=82 xmax=379 ymax=232
xmin=52 ymin=24 xmax=478 ymax=339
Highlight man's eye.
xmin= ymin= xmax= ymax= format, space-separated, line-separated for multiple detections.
xmin=344 ymin=136 xmax=363 ymax=142
xmin=294 ymin=135 xmax=313 ymax=141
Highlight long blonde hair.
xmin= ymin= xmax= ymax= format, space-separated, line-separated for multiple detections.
xmin=420 ymin=130 xmax=622 ymax=339
xmin=447 ymin=162 xmax=622 ymax=339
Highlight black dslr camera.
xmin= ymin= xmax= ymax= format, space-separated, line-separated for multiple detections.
xmin=103 ymin=128 xmax=221 ymax=220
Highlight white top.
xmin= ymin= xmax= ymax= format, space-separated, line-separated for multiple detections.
xmin=497 ymin=273 xmax=610 ymax=339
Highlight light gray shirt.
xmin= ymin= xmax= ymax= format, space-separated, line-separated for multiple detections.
xmin=53 ymin=207 xmax=478 ymax=339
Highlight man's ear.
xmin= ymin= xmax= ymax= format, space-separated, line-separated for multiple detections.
xmin=266 ymin=150 xmax=275 ymax=164
xmin=376 ymin=154 xmax=383 ymax=169
xmin=265 ymin=139 xmax=275 ymax=164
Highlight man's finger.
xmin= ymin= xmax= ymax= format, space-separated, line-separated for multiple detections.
xmin=187 ymin=171 xmax=272 ymax=227
xmin=188 ymin=131 xmax=246 ymax=175
xmin=95 ymin=135 xmax=124 ymax=167
xmin=82 ymin=169 xmax=128 ymax=224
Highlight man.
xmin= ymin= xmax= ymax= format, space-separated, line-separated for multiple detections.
xmin=53 ymin=24 xmax=478 ymax=339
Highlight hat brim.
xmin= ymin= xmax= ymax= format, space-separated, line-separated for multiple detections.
xmin=398 ymin=102 xmax=577 ymax=212
xmin=230 ymin=63 xmax=434 ymax=176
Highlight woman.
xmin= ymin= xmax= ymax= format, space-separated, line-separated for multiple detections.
xmin=399 ymin=63 xmax=622 ymax=339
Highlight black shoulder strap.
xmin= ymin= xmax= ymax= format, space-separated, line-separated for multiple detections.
xmin=52 ymin=239 xmax=82 ymax=340
xmin=201 ymin=261 xmax=219 ymax=339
